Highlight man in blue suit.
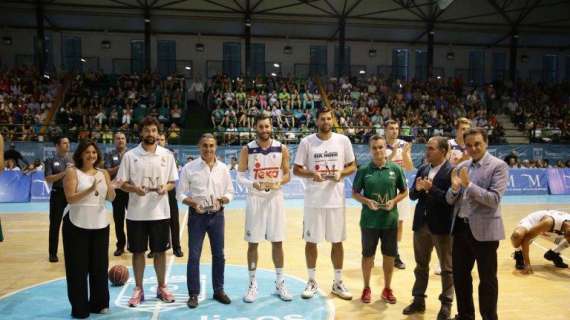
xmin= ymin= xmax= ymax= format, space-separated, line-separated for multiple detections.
xmin=446 ymin=128 xmax=509 ymax=320
xmin=403 ymin=136 xmax=455 ymax=320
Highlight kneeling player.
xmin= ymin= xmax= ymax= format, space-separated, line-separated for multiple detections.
xmin=511 ymin=210 xmax=570 ymax=274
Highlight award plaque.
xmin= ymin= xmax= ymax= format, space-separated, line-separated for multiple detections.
xmin=321 ymin=163 xmax=338 ymax=181
xmin=373 ymin=193 xmax=391 ymax=210
xmin=259 ymin=179 xmax=280 ymax=192
xmin=143 ymin=176 xmax=161 ymax=193
xmin=196 ymin=195 xmax=219 ymax=213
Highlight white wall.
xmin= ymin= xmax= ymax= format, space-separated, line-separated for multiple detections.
xmin=0 ymin=29 xmax=567 ymax=82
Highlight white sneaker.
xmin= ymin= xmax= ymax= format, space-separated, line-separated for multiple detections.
xmin=301 ymin=279 xmax=319 ymax=299
xmin=331 ymin=280 xmax=353 ymax=300
xmin=275 ymin=280 xmax=292 ymax=301
xmin=434 ymin=263 xmax=442 ymax=276
xmin=243 ymin=280 xmax=258 ymax=303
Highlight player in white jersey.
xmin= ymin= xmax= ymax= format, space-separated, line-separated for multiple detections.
xmin=510 ymin=210 xmax=570 ymax=274
xmin=384 ymin=120 xmax=414 ymax=270
xmin=237 ymin=114 xmax=292 ymax=303
xmin=293 ymin=108 xmax=357 ymax=300
xmin=448 ymin=117 xmax=472 ymax=165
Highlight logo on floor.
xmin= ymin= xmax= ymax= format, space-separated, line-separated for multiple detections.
xmin=0 ymin=264 xmax=332 ymax=320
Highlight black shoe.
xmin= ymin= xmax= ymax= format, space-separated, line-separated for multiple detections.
xmin=147 ymin=252 xmax=154 ymax=259
xmin=49 ymin=254 xmax=58 ymax=263
xmin=544 ymin=249 xmax=568 ymax=268
xmin=402 ymin=300 xmax=425 ymax=315
xmin=173 ymin=248 xmax=184 ymax=258
xmin=395 ymin=256 xmax=406 ymax=270
xmin=213 ymin=291 xmax=231 ymax=304
xmin=114 ymin=248 xmax=124 ymax=257
xmin=513 ymin=250 xmax=525 ymax=270
xmin=437 ymin=304 xmax=452 ymax=320
xmin=187 ymin=295 xmax=198 ymax=309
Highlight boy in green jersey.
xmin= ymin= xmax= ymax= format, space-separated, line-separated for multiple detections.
xmin=352 ymin=134 xmax=408 ymax=305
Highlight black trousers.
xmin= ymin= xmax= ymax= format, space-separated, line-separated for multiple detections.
xmin=62 ymin=215 xmax=110 ymax=319
xmin=452 ymin=218 xmax=499 ymax=320
xmin=168 ymin=188 xmax=181 ymax=250
xmin=49 ymin=189 xmax=67 ymax=256
xmin=112 ymin=189 xmax=129 ymax=250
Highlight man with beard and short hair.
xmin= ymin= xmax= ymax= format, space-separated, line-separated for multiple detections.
xmin=116 ymin=116 xmax=179 ymax=307
xmin=384 ymin=120 xmax=414 ymax=270
xmin=44 ymin=136 xmax=73 ymax=262
xmin=293 ymin=108 xmax=357 ymax=300
xmin=237 ymin=114 xmax=292 ymax=303
xmin=104 ymin=132 xmax=129 ymax=256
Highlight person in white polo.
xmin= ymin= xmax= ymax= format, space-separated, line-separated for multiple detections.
xmin=293 ymin=107 xmax=357 ymax=300
xmin=116 ymin=116 xmax=179 ymax=307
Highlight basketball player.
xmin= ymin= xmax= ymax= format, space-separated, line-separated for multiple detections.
xmin=238 ymin=114 xmax=292 ymax=303
xmin=384 ymin=120 xmax=414 ymax=269
xmin=104 ymin=132 xmax=129 ymax=257
xmin=116 ymin=116 xmax=179 ymax=307
xmin=448 ymin=117 xmax=472 ymax=165
xmin=511 ymin=210 xmax=570 ymax=273
xmin=293 ymin=108 xmax=357 ymax=300
xmin=157 ymin=133 xmax=183 ymax=258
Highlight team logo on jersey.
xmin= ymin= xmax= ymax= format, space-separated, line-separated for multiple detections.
xmin=253 ymin=160 xmax=279 ymax=180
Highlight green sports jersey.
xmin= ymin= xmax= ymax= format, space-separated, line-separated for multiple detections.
xmin=352 ymin=161 xmax=407 ymax=230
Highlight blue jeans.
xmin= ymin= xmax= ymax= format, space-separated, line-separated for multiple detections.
xmin=186 ymin=208 xmax=225 ymax=295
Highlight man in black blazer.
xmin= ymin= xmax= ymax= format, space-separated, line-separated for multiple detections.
xmin=403 ymin=136 xmax=454 ymax=320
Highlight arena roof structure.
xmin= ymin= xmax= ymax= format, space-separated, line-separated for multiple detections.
xmin=1 ymin=0 xmax=569 ymax=49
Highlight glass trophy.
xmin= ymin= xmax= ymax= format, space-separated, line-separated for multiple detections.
xmin=195 ymin=195 xmax=219 ymax=213
xmin=321 ymin=163 xmax=338 ymax=181
xmin=373 ymin=193 xmax=391 ymax=210
xmin=143 ymin=176 xmax=161 ymax=193
xmin=259 ymin=178 xmax=280 ymax=192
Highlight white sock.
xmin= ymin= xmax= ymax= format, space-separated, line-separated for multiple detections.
xmin=334 ymin=269 xmax=342 ymax=283
xmin=249 ymin=270 xmax=256 ymax=283
xmin=307 ymin=268 xmax=316 ymax=281
xmin=515 ymin=247 xmax=522 ymax=251
xmin=275 ymin=268 xmax=284 ymax=283
xmin=553 ymin=239 xmax=569 ymax=254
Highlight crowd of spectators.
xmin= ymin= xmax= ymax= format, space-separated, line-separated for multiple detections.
xmin=206 ymin=73 xmax=512 ymax=145
xmin=504 ymin=151 xmax=570 ymax=169
xmin=58 ymin=70 xmax=187 ymax=143
xmin=0 ymin=66 xmax=59 ymax=142
xmin=507 ymin=81 xmax=570 ymax=143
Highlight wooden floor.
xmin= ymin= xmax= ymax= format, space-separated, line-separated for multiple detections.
xmin=1 ymin=202 xmax=569 ymax=319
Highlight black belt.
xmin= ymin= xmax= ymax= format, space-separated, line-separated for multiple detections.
xmin=190 ymin=208 xmax=223 ymax=216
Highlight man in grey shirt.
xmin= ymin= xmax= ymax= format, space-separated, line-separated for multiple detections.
xmin=446 ymin=128 xmax=509 ymax=320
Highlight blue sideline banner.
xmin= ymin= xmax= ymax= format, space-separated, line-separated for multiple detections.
xmin=0 ymin=171 xmax=32 ymax=203
xmin=30 ymin=171 xmax=52 ymax=201
xmin=10 ymin=142 xmax=570 ymax=170
xmin=506 ymin=169 xmax=549 ymax=195
xmin=547 ymin=168 xmax=570 ymax=195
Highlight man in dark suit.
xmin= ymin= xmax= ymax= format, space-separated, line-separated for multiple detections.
xmin=446 ymin=128 xmax=509 ymax=320
xmin=403 ymin=136 xmax=455 ymax=320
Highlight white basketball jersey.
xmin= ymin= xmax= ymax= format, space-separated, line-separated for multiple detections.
xmin=247 ymin=139 xmax=283 ymax=197
xmin=386 ymin=139 xmax=407 ymax=167
xmin=448 ymin=138 xmax=467 ymax=164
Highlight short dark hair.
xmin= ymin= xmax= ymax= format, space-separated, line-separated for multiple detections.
xmin=254 ymin=114 xmax=272 ymax=125
xmin=369 ymin=134 xmax=386 ymax=146
xmin=316 ymin=107 xmax=333 ymax=119
xmin=384 ymin=120 xmax=398 ymax=128
xmin=73 ymin=140 xmax=102 ymax=169
xmin=54 ymin=136 xmax=69 ymax=146
xmin=198 ymin=133 xmax=217 ymax=146
xmin=429 ymin=136 xmax=449 ymax=154
xmin=140 ymin=116 xmax=160 ymax=129
xmin=463 ymin=127 xmax=488 ymax=143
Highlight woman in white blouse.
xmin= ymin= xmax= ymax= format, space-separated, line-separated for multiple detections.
xmin=63 ymin=140 xmax=117 ymax=318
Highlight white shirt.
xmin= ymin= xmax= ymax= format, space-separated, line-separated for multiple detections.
xmin=385 ymin=139 xmax=407 ymax=167
xmin=428 ymin=162 xmax=444 ymax=180
xmin=294 ymin=133 xmax=355 ymax=208
xmin=448 ymin=138 xmax=467 ymax=165
xmin=117 ymin=144 xmax=179 ymax=221
xmin=177 ymin=158 xmax=234 ymax=206
xmin=65 ymin=169 xmax=109 ymax=229
xmin=245 ymin=139 xmax=283 ymax=198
